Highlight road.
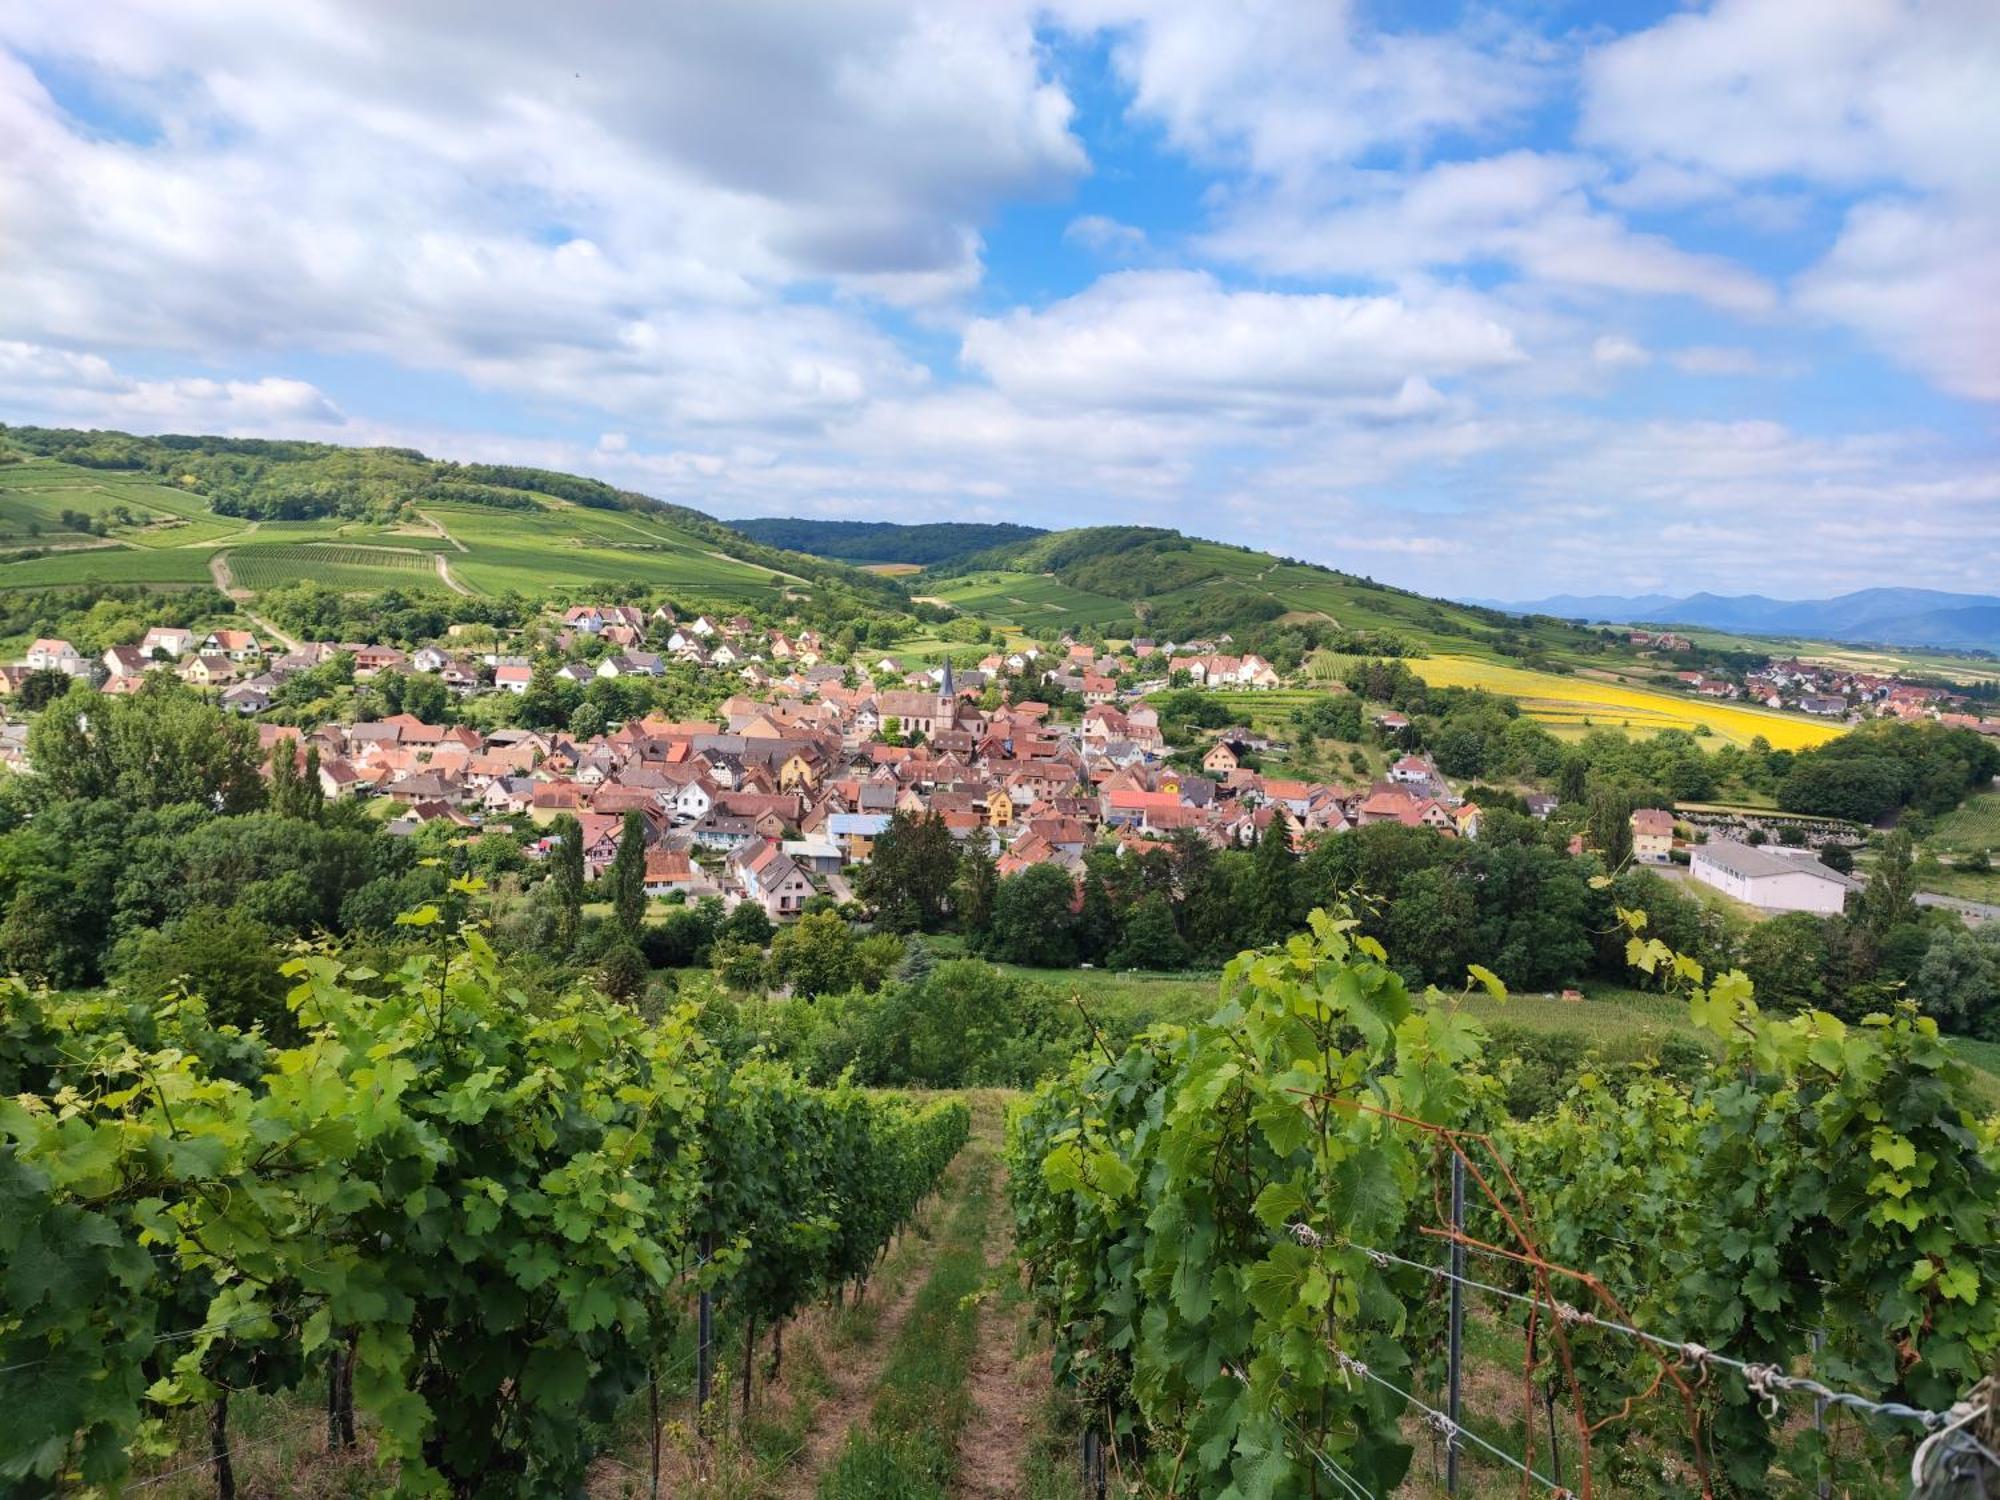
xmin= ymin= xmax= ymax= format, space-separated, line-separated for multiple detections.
xmin=1917 ymin=892 xmax=2000 ymax=925
xmin=207 ymin=549 xmax=301 ymax=652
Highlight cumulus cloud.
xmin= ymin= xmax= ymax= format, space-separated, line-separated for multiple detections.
xmin=961 ymin=270 xmax=1523 ymax=417
xmin=1580 ymin=0 xmax=2000 ymax=401
xmin=0 ymin=341 xmax=344 ymax=431
xmin=0 ymin=2 xmax=1082 ymax=431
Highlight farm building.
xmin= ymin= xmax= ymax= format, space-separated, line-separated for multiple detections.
xmin=1688 ymin=840 xmax=1860 ymax=915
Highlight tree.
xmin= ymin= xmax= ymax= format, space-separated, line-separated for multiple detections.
xmin=1861 ymin=829 xmax=1917 ymax=938
xmin=1109 ymin=892 xmax=1189 ymax=971
xmin=1819 ymin=842 xmax=1855 ymax=874
xmin=989 ymin=863 xmax=1079 ymax=967
xmin=16 ymin=668 xmax=71 ymax=712
xmin=858 ymin=810 xmax=959 ymax=932
xmin=29 ymin=678 xmax=265 ymax=812
xmin=117 ymin=905 xmax=287 ymax=1035
xmin=568 ymin=700 xmax=607 ymax=741
xmin=710 ymin=937 xmax=767 ymax=992
xmin=723 ymin=900 xmax=773 ymax=947
xmin=954 ymin=841 xmax=998 ymax=947
xmin=547 ymin=814 xmax=585 ymax=953
xmin=608 ymin=811 xmax=647 ymax=938
xmin=767 ymin=910 xmax=860 ymax=998
xmin=266 ymin=741 xmax=324 ymax=822
xmin=1914 ymin=925 xmax=2000 ymax=1038
xmin=598 ymin=941 xmax=650 ymax=1005
xmin=1245 ymin=817 xmax=1300 ymax=946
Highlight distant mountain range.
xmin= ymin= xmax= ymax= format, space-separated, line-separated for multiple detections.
xmin=1469 ymin=587 xmax=2000 ymax=654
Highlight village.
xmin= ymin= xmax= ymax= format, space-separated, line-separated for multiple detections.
xmin=1629 ymin=630 xmax=1999 ymax=726
xmin=0 ymin=603 xmax=1527 ymax=919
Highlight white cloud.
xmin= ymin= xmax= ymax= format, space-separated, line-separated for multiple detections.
xmin=1204 ymin=152 xmax=1775 ymax=314
xmin=1591 ymin=335 xmax=1651 ymax=368
xmin=0 ymin=341 xmax=344 ymax=430
xmin=0 ymin=2 xmax=1083 ymax=434
xmin=961 ymin=270 xmax=1523 ymax=417
xmin=1064 ymin=215 xmax=1149 ymax=256
xmin=1796 ymin=200 xmax=2000 ymax=402
xmin=1056 ymin=0 xmax=1549 ymax=179
xmin=1580 ymin=0 xmax=2000 ymax=401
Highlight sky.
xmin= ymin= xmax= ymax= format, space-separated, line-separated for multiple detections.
xmin=0 ymin=0 xmax=1995 ymax=601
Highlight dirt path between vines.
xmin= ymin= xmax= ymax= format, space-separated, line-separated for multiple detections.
xmin=953 ymin=1212 xmax=1042 ymax=1500
xmin=765 ymin=1244 xmax=932 ymax=1499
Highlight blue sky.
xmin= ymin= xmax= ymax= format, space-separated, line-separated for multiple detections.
xmin=0 ymin=1 xmax=1993 ymax=599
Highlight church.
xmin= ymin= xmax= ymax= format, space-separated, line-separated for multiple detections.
xmin=874 ymin=661 xmax=984 ymax=739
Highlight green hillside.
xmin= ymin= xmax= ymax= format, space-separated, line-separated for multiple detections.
xmin=923 ymin=524 xmax=1614 ymax=664
xmin=726 ymin=518 xmax=1043 ymax=566
xmin=0 ymin=427 xmax=903 ymax=613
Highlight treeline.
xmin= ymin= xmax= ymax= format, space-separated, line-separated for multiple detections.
xmin=847 ymin=807 xmax=2000 ymax=1039
xmin=0 ymin=680 xmax=485 ymax=996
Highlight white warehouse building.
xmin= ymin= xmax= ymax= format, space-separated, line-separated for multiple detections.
xmin=1688 ymin=839 xmax=1861 ymax=916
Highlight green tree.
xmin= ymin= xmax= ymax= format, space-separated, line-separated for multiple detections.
xmin=954 ymin=840 xmax=998 ymax=947
xmin=1109 ymin=891 xmax=1189 ymax=971
xmin=1245 ymin=816 xmax=1300 ymax=946
xmin=1861 ymin=828 xmax=1917 ymax=938
xmin=1913 ymin=925 xmax=2000 ymax=1038
xmin=547 ymin=814 xmax=585 ymax=953
xmin=989 ymin=863 xmax=1079 ymax=967
xmin=117 ymin=905 xmax=287 ymax=1035
xmin=29 ymin=678 xmax=265 ymax=812
xmin=767 ymin=910 xmax=859 ymax=998
xmin=608 ymin=811 xmax=647 ymax=939
xmin=859 ymin=810 xmax=960 ymax=932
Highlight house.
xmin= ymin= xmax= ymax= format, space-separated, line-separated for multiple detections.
xmin=1689 ymin=840 xmax=1860 ymax=915
xmin=352 ymin=645 xmax=408 ymax=677
xmin=222 ymin=681 xmax=273 ymax=714
xmin=318 ymin=756 xmax=364 ymax=800
xmin=494 ymin=663 xmax=534 ymax=695
xmin=1630 ymin=808 xmax=1675 ymax=863
xmin=597 ymin=649 xmax=664 ymax=679
xmin=25 ymin=638 xmax=88 ymax=676
xmin=642 ymin=849 xmax=700 ymax=898
xmin=1524 ymin=794 xmax=1558 ymax=820
xmin=201 ymin=629 xmax=261 ymax=662
xmin=1388 ymin=755 xmax=1434 ymax=786
xmin=1202 ymin=741 xmax=1240 ymax=774
xmin=827 ymin=811 xmax=892 ymax=861
xmin=139 ymin=626 xmax=197 ymax=659
xmin=102 ymin=645 xmax=151 ymax=678
xmin=179 ymin=654 xmax=237 ymax=687
xmin=1800 ymin=696 xmax=1849 ymax=717
xmin=748 ymin=847 xmax=815 ymax=920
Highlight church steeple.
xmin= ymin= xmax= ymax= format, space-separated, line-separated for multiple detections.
xmin=936 ymin=658 xmax=956 ymax=725
xmin=939 ymin=657 xmax=955 ymax=700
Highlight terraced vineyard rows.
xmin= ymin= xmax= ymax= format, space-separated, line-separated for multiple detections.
xmin=226 ymin=542 xmax=446 ymax=593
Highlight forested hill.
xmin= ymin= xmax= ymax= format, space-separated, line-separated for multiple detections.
xmin=726 ymin=518 xmax=1044 ymax=566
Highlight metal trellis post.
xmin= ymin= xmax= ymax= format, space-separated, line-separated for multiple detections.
xmin=1447 ymin=1151 xmax=1466 ymax=1495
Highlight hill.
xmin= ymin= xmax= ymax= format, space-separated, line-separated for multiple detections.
xmin=725 ymin=518 xmax=1044 ymax=567
xmin=1474 ymin=586 xmax=2000 ymax=654
xmin=0 ymin=425 xmax=906 ymax=613
xmin=920 ymin=524 xmax=1614 ymax=663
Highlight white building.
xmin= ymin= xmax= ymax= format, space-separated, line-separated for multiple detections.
xmin=1689 ymin=840 xmax=1860 ymax=916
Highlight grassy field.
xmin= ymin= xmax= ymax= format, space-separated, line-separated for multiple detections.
xmin=227 ymin=542 xmax=445 ymax=593
xmin=1407 ymin=654 xmax=1845 ymax=750
xmin=1924 ymin=790 xmax=2000 ymax=860
xmin=0 ymin=545 xmax=217 ymax=589
xmin=0 ymin=455 xmax=812 ymax=606
xmin=922 ymin=570 xmax=1139 ymax=631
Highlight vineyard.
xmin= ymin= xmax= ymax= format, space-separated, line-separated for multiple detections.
xmin=0 ymin=891 xmax=968 ymax=1495
xmin=225 ymin=543 xmax=444 ymax=593
xmin=1009 ymin=909 xmax=2000 ymax=1498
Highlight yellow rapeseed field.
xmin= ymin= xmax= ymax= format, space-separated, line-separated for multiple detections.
xmin=1407 ymin=655 xmax=1846 ymax=750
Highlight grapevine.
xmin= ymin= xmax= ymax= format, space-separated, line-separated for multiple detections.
xmin=0 ymin=890 xmax=968 ymax=1494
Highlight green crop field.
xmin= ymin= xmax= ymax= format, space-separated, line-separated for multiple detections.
xmin=922 ymin=570 xmax=1138 ymax=630
xmin=0 ymin=545 xmax=216 ymax=589
xmin=426 ymin=503 xmax=785 ymax=599
xmin=226 ymin=543 xmax=444 ymax=593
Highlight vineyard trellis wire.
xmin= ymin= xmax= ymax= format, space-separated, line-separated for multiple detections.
xmin=1008 ymin=905 xmax=2000 ymax=1500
